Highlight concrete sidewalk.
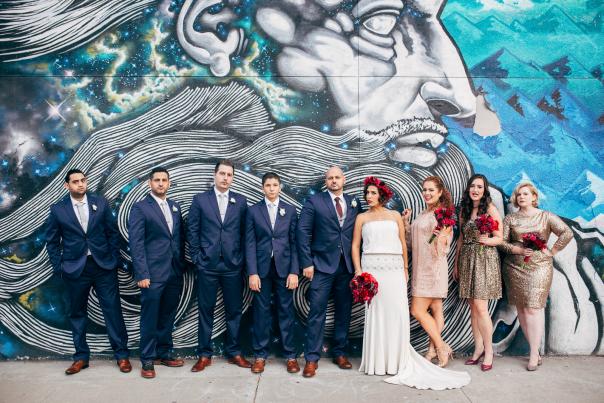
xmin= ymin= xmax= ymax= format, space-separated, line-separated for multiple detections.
xmin=0 ymin=356 xmax=602 ymax=403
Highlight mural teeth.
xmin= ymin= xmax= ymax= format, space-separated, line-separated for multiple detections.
xmin=389 ymin=146 xmax=437 ymax=167
xmin=395 ymin=132 xmax=445 ymax=147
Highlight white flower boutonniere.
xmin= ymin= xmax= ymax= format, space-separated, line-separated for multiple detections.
xmin=351 ymin=199 xmax=358 ymax=208
xmin=91 ymin=204 xmax=97 ymax=211
xmin=172 ymin=205 xmax=178 ymax=212
xmin=229 ymin=197 xmax=236 ymax=204
xmin=279 ymin=208 xmax=286 ymax=216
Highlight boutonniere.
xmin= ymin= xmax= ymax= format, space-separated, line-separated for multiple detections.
xmin=351 ymin=199 xmax=357 ymax=208
xmin=279 ymin=208 xmax=286 ymax=216
xmin=172 ymin=205 xmax=178 ymax=212
xmin=91 ymin=204 xmax=97 ymax=211
xmin=229 ymin=197 xmax=236 ymax=204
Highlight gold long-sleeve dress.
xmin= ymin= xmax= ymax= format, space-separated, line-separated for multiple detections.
xmin=499 ymin=210 xmax=572 ymax=309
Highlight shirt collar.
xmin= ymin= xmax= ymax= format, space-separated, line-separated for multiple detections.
xmin=264 ymin=197 xmax=279 ymax=208
xmin=214 ymin=186 xmax=229 ymax=199
xmin=149 ymin=192 xmax=167 ymax=205
xmin=70 ymin=194 xmax=88 ymax=206
xmin=327 ymin=191 xmax=344 ymax=202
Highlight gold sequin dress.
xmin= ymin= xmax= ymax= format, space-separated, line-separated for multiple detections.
xmin=457 ymin=220 xmax=502 ymax=300
xmin=499 ymin=210 xmax=572 ymax=309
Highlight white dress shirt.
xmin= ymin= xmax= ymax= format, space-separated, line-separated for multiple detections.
xmin=327 ymin=191 xmax=347 ymax=226
xmin=214 ymin=187 xmax=230 ymax=222
xmin=265 ymin=197 xmax=279 ymax=229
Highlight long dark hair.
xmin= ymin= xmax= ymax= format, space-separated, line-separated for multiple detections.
xmin=460 ymin=174 xmax=492 ymax=222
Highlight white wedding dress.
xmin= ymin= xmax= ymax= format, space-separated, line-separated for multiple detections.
xmin=358 ymin=220 xmax=470 ymax=389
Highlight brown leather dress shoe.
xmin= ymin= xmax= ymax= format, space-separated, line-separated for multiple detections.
xmin=141 ymin=363 xmax=155 ymax=379
xmin=332 ymin=356 xmax=352 ymax=369
xmin=302 ymin=361 xmax=318 ymax=378
xmin=65 ymin=360 xmax=89 ymax=375
xmin=155 ymin=357 xmax=185 ymax=367
xmin=117 ymin=358 xmax=132 ymax=373
xmin=286 ymin=359 xmax=300 ymax=373
xmin=228 ymin=355 xmax=252 ymax=368
xmin=191 ymin=357 xmax=212 ymax=372
xmin=251 ymin=358 xmax=265 ymax=374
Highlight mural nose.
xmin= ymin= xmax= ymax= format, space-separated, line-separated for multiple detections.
xmin=420 ymin=81 xmax=476 ymax=119
xmin=426 ymin=99 xmax=460 ymax=116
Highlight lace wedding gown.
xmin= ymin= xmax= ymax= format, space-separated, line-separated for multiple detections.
xmin=358 ymin=220 xmax=470 ymax=389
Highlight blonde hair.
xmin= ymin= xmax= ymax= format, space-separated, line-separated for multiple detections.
xmin=511 ymin=182 xmax=539 ymax=208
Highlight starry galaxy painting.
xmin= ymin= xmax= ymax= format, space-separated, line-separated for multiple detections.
xmin=0 ymin=0 xmax=602 ymax=359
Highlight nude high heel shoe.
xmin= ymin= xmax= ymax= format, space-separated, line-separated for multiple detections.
xmin=437 ymin=343 xmax=453 ymax=368
xmin=424 ymin=344 xmax=437 ymax=362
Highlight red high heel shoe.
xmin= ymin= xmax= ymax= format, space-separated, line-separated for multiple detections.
xmin=464 ymin=351 xmax=485 ymax=365
xmin=481 ymin=352 xmax=494 ymax=371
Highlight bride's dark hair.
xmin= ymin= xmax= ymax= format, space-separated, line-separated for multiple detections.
xmin=460 ymin=174 xmax=492 ymax=221
xmin=363 ymin=176 xmax=394 ymax=205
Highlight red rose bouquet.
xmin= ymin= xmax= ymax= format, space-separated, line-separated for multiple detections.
xmin=521 ymin=232 xmax=547 ymax=267
xmin=475 ymin=214 xmax=499 ymax=253
xmin=428 ymin=206 xmax=457 ymax=244
xmin=350 ymin=272 xmax=379 ymax=305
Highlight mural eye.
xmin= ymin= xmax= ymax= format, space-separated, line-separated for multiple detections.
xmin=362 ymin=13 xmax=398 ymax=36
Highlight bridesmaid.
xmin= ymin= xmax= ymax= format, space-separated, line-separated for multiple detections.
xmin=453 ymin=174 xmax=502 ymax=372
xmin=499 ymin=182 xmax=572 ymax=371
xmin=403 ymin=176 xmax=454 ymax=367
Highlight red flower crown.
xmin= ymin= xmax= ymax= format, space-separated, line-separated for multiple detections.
xmin=363 ymin=176 xmax=394 ymax=202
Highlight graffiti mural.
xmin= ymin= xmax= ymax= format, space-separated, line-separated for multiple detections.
xmin=0 ymin=0 xmax=602 ymax=359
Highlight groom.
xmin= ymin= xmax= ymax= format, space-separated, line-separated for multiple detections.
xmin=296 ymin=166 xmax=362 ymax=378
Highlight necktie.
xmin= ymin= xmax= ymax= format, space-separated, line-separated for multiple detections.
xmin=218 ymin=194 xmax=227 ymax=222
xmin=268 ymin=203 xmax=276 ymax=229
xmin=334 ymin=196 xmax=344 ymax=226
xmin=76 ymin=202 xmax=88 ymax=233
xmin=160 ymin=202 xmax=173 ymax=234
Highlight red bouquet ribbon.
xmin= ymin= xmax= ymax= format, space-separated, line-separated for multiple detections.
xmin=428 ymin=206 xmax=457 ymax=244
xmin=350 ymin=272 xmax=379 ymax=305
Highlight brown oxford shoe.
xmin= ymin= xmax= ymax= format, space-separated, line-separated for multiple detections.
xmin=286 ymin=358 xmax=300 ymax=373
xmin=65 ymin=360 xmax=89 ymax=375
xmin=155 ymin=357 xmax=185 ymax=367
xmin=302 ymin=361 xmax=318 ymax=378
xmin=141 ymin=363 xmax=155 ymax=379
xmin=228 ymin=355 xmax=252 ymax=368
xmin=117 ymin=358 xmax=132 ymax=373
xmin=332 ymin=356 xmax=352 ymax=369
xmin=251 ymin=358 xmax=266 ymax=374
xmin=191 ymin=357 xmax=212 ymax=372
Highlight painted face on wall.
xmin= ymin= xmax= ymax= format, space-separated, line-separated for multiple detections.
xmin=177 ymin=0 xmax=476 ymax=167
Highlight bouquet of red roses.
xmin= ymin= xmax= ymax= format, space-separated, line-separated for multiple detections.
xmin=475 ymin=214 xmax=499 ymax=253
xmin=428 ymin=206 xmax=457 ymax=244
xmin=521 ymin=232 xmax=547 ymax=266
xmin=350 ymin=272 xmax=379 ymax=305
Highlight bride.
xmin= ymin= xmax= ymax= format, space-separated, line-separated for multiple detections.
xmin=351 ymin=176 xmax=470 ymax=389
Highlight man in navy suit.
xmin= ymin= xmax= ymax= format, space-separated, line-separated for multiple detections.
xmin=128 ymin=167 xmax=185 ymax=379
xmin=246 ymin=172 xmax=300 ymax=374
xmin=187 ymin=160 xmax=252 ymax=372
xmin=297 ymin=166 xmax=362 ymax=378
xmin=45 ymin=169 xmax=131 ymax=375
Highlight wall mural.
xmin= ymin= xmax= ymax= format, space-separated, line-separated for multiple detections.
xmin=0 ymin=0 xmax=602 ymax=359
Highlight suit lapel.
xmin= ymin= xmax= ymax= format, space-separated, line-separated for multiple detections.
xmin=259 ymin=201 xmax=273 ymax=232
xmin=168 ymin=199 xmax=180 ymax=228
xmin=62 ymin=196 xmax=85 ymax=234
xmin=323 ymin=192 xmax=341 ymax=227
xmin=86 ymin=194 xmax=99 ymax=232
xmin=343 ymin=194 xmax=354 ymax=225
xmin=147 ymin=195 xmax=171 ymax=236
xmin=207 ymin=191 xmax=223 ymax=224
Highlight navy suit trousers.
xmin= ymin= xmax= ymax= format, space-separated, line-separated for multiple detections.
xmin=251 ymin=259 xmax=296 ymax=359
xmin=139 ymin=269 xmax=182 ymax=364
xmin=63 ymin=257 xmax=129 ymax=361
xmin=196 ymin=260 xmax=243 ymax=358
xmin=304 ymin=256 xmax=353 ymax=362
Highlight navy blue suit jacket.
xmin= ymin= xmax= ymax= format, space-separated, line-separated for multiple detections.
xmin=187 ymin=189 xmax=247 ymax=272
xmin=245 ymin=200 xmax=299 ymax=278
xmin=45 ymin=194 xmax=121 ymax=277
xmin=128 ymin=194 xmax=185 ymax=283
xmin=296 ymin=192 xmax=361 ymax=274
